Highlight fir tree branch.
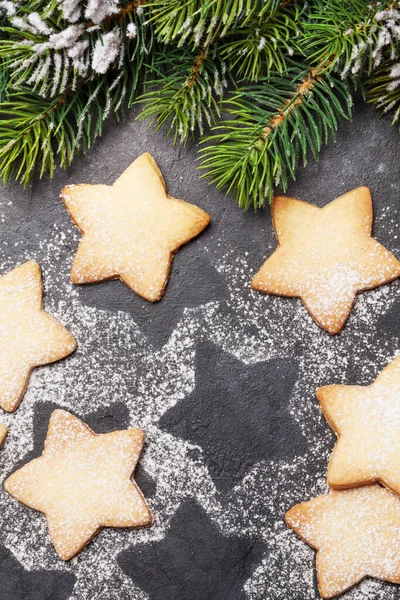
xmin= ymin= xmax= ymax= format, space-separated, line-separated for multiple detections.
xmin=303 ymin=0 xmax=400 ymax=78
xmin=0 ymin=0 xmax=398 ymax=211
xmin=145 ymin=0 xmax=257 ymax=48
xmin=199 ymin=65 xmax=353 ymax=210
xmin=0 ymin=2 xmax=152 ymax=98
xmin=0 ymin=37 xmax=153 ymax=186
xmin=366 ymin=60 xmax=400 ymax=125
xmin=219 ymin=1 xmax=302 ymax=81
xmin=0 ymin=68 xmax=8 ymax=102
xmin=137 ymin=46 xmax=226 ymax=143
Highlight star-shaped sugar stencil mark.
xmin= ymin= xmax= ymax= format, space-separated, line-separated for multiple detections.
xmin=200 ymin=250 xmax=316 ymax=364
xmin=0 ymin=544 xmax=75 ymax=600
xmin=75 ymin=247 xmax=229 ymax=348
xmin=159 ymin=340 xmax=307 ymax=493
xmin=118 ymin=498 xmax=266 ymax=600
xmin=377 ymin=291 xmax=400 ymax=335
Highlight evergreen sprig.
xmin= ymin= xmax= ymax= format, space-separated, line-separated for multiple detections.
xmin=0 ymin=0 xmax=399 ymax=208
xmin=199 ymin=66 xmax=352 ymax=209
xmin=137 ymin=47 xmax=226 ymax=144
xmin=367 ymin=61 xmax=400 ymax=125
xmin=219 ymin=1 xmax=302 ymax=81
xmin=0 ymin=78 xmax=127 ymax=186
xmin=303 ymin=0 xmax=400 ymax=77
xmin=145 ymin=0 xmax=257 ymax=48
xmin=0 ymin=0 xmax=153 ymax=186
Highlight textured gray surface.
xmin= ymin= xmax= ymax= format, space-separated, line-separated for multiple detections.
xmin=0 ymin=100 xmax=399 ymax=600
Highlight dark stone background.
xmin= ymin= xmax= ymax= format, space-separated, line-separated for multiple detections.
xmin=0 ymin=98 xmax=399 ymax=599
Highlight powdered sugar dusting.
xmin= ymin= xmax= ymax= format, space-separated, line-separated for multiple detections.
xmin=0 ymin=197 xmax=397 ymax=598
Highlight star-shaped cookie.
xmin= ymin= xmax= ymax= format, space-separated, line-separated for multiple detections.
xmin=61 ymin=153 xmax=211 ymax=302
xmin=286 ymin=485 xmax=400 ymax=598
xmin=4 ymin=409 xmax=153 ymax=560
xmin=317 ymin=356 xmax=400 ymax=493
xmin=252 ymin=187 xmax=400 ymax=334
xmin=0 ymin=261 xmax=77 ymax=412
xmin=0 ymin=424 xmax=7 ymax=446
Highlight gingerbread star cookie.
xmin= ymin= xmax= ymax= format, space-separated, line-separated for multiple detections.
xmin=0 ymin=262 xmax=77 ymax=412
xmin=4 ymin=409 xmax=153 ymax=560
xmin=252 ymin=187 xmax=400 ymax=334
xmin=317 ymin=356 xmax=400 ymax=494
xmin=61 ymin=153 xmax=211 ymax=302
xmin=286 ymin=485 xmax=400 ymax=598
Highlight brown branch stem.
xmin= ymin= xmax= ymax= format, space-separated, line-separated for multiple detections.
xmin=260 ymin=66 xmax=322 ymax=141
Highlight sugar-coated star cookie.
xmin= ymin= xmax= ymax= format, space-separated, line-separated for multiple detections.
xmin=286 ymin=485 xmax=400 ymax=598
xmin=0 ymin=424 xmax=7 ymax=446
xmin=0 ymin=262 xmax=77 ymax=412
xmin=252 ymin=187 xmax=400 ymax=334
xmin=317 ymin=356 xmax=400 ymax=493
xmin=4 ymin=409 xmax=153 ymax=560
xmin=61 ymin=153 xmax=211 ymax=302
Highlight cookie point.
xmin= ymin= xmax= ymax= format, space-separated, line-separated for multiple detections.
xmin=144 ymin=508 xmax=154 ymax=527
xmin=66 ymin=333 xmax=78 ymax=353
xmin=54 ymin=545 xmax=76 ymax=561
xmin=284 ymin=504 xmax=299 ymax=528
xmin=0 ymin=424 xmax=7 ymax=445
xmin=354 ymin=185 xmax=371 ymax=195
xmin=340 ymin=185 xmax=372 ymax=208
xmin=1 ymin=402 xmax=18 ymax=414
xmin=315 ymin=386 xmax=327 ymax=403
xmin=3 ymin=470 xmax=17 ymax=494
xmin=20 ymin=260 xmax=41 ymax=278
xmin=251 ymin=272 xmax=262 ymax=291
xmin=50 ymin=408 xmax=71 ymax=422
xmin=60 ymin=185 xmax=70 ymax=198
xmin=136 ymin=152 xmax=154 ymax=166
xmin=70 ymin=270 xmax=83 ymax=284
xmin=326 ymin=471 xmax=343 ymax=489
xmin=327 ymin=323 xmax=344 ymax=335
xmin=131 ymin=427 xmax=145 ymax=439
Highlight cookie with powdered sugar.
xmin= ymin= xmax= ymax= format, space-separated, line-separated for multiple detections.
xmin=0 ymin=424 xmax=7 ymax=446
xmin=252 ymin=187 xmax=400 ymax=334
xmin=317 ymin=355 xmax=400 ymax=493
xmin=61 ymin=152 xmax=210 ymax=302
xmin=4 ymin=409 xmax=153 ymax=560
xmin=286 ymin=485 xmax=400 ymax=598
xmin=0 ymin=261 xmax=77 ymax=412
